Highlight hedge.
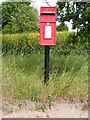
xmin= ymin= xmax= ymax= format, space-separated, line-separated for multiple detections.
xmin=1 ymin=31 xmax=88 ymax=55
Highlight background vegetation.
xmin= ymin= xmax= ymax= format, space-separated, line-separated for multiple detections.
xmin=1 ymin=1 xmax=89 ymax=105
xmin=2 ymin=32 xmax=88 ymax=55
xmin=56 ymin=2 xmax=89 ymax=43
xmin=56 ymin=24 xmax=68 ymax=31
xmin=2 ymin=1 xmax=39 ymax=33
xmin=2 ymin=31 xmax=88 ymax=103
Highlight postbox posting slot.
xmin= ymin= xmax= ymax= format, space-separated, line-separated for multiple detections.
xmin=41 ymin=12 xmax=55 ymax=15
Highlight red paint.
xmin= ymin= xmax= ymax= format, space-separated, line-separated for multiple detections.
xmin=40 ymin=7 xmax=56 ymax=46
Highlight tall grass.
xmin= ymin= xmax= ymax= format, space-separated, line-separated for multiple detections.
xmin=2 ymin=51 xmax=88 ymax=102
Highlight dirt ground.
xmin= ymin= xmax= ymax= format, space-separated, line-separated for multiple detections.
xmin=2 ymin=99 xmax=88 ymax=118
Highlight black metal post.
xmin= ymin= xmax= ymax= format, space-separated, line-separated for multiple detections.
xmin=44 ymin=46 xmax=49 ymax=85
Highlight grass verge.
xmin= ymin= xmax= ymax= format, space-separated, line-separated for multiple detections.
xmin=2 ymin=51 xmax=88 ymax=103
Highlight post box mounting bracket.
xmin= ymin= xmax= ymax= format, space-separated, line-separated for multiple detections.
xmin=42 ymin=0 xmax=51 ymax=7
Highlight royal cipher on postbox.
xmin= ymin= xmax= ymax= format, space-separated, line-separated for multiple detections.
xmin=40 ymin=7 xmax=56 ymax=46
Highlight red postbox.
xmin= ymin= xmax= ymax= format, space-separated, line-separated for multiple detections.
xmin=40 ymin=7 xmax=56 ymax=46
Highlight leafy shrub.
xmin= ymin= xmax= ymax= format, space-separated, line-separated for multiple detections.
xmin=1 ymin=31 xmax=88 ymax=55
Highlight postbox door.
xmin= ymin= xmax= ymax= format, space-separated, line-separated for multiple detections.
xmin=40 ymin=22 xmax=56 ymax=45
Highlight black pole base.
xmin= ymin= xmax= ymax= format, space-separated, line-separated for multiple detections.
xmin=44 ymin=46 xmax=50 ymax=85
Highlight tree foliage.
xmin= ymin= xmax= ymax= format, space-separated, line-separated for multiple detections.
xmin=56 ymin=23 xmax=68 ymax=31
xmin=2 ymin=1 xmax=39 ymax=33
xmin=56 ymin=2 xmax=89 ymax=42
xmin=0 ymin=4 xmax=1 ymax=33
